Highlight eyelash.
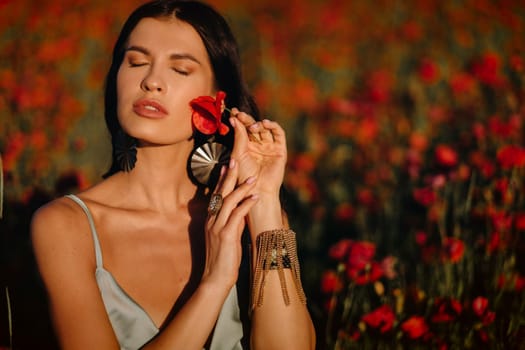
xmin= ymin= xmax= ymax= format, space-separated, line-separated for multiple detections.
xmin=129 ymin=62 xmax=147 ymax=67
xmin=173 ymin=68 xmax=189 ymax=76
xmin=128 ymin=62 xmax=189 ymax=76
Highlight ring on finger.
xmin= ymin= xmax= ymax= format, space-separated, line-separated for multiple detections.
xmin=208 ymin=193 xmax=223 ymax=215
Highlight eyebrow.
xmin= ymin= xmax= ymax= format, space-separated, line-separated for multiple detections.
xmin=125 ymin=45 xmax=202 ymax=65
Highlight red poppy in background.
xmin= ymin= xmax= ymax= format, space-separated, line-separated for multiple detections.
xmin=515 ymin=213 xmax=525 ymax=231
xmin=443 ymin=237 xmax=465 ymax=263
xmin=328 ymin=239 xmax=353 ymax=261
xmin=490 ymin=210 xmax=512 ymax=232
xmin=418 ymin=58 xmax=440 ymax=84
xmin=449 ymin=72 xmax=476 ymax=96
xmin=381 ymin=256 xmax=397 ymax=279
xmin=334 ymin=202 xmax=355 ymax=222
xmin=415 ymin=231 xmax=428 ymax=246
xmin=488 ymin=116 xmax=513 ymax=138
xmin=190 ymin=90 xmax=229 ymax=136
xmin=496 ymin=145 xmax=525 ymax=169
xmin=321 ymin=270 xmax=343 ymax=293
xmin=435 ymin=144 xmax=458 ymax=167
xmin=362 ymin=305 xmax=396 ymax=333
xmin=472 ymin=52 xmax=504 ymax=86
xmin=347 ymin=261 xmax=383 ymax=285
xmin=431 ymin=297 xmax=462 ymax=323
xmin=472 ymin=296 xmax=489 ymax=317
xmin=413 ymin=187 xmax=437 ymax=206
xmin=401 ymin=316 xmax=429 ymax=339
xmin=347 ymin=241 xmax=376 ymax=270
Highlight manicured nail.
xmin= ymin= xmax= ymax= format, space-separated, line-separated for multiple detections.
xmin=229 ymin=158 xmax=236 ymax=169
xmin=220 ymin=165 xmax=226 ymax=176
xmin=251 ymin=194 xmax=260 ymax=201
xmin=229 ymin=117 xmax=236 ymax=127
xmin=246 ymin=176 xmax=256 ymax=184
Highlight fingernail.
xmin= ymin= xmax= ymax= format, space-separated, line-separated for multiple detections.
xmin=246 ymin=176 xmax=256 ymax=184
xmin=220 ymin=165 xmax=226 ymax=176
xmin=229 ymin=117 xmax=236 ymax=127
xmin=229 ymin=158 xmax=236 ymax=169
xmin=251 ymin=194 xmax=260 ymax=201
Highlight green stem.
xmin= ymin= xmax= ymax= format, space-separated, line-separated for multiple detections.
xmin=6 ymin=286 xmax=12 ymax=349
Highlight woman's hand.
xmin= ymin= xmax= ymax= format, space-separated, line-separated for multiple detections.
xmin=229 ymin=109 xmax=287 ymax=197
xmin=201 ymin=159 xmax=259 ymax=289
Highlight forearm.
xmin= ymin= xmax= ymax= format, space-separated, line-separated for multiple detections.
xmin=251 ymin=271 xmax=315 ymax=350
xmin=247 ymin=195 xmax=316 ymax=350
xmin=143 ymin=281 xmax=231 ymax=350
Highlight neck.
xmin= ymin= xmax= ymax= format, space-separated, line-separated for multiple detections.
xmin=116 ymin=141 xmax=204 ymax=213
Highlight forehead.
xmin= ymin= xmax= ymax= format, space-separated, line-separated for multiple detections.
xmin=128 ymin=17 xmax=209 ymax=60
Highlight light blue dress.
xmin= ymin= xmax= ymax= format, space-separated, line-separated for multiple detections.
xmin=66 ymin=194 xmax=244 ymax=350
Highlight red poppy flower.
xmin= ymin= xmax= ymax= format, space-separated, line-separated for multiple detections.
xmin=413 ymin=187 xmax=437 ymax=207
xmin=418 ymin=58 xmax=440 ymax=84
xmin=190 ymin=90 xmax=229 ymax=136
xmin=472 ymin=297 xmax=489 ymax=317
xmin=347 ymin=241 xmax=376 ymax=270
xmin=431 ymin=297 xmax=462 ymax=323
xmin=328 ymin=239 xmax=353 ymax=261
xmin=347 ymin=261 xmax=383 ymax=285
xmin=361 ymin=305 xmax=396 ymax=333
xmin=435 ymin=144 xmax=458 ymax=167
xmin=321 ymin=270 xmax=343 ymax=293
xmin=516 ymin=213 xmax=525 ymax=231
xmin=401 ymin=316 xmax=429 ymax=339
xmin=496 ymin=145 xmax=525 ymax=169
xmin=381 ymin=256 xmax=397 ymax=279
xmin=415 ymin=231 xmax=428 ymax=246
xmin=442 ymin=237 xmax=465 ymax=263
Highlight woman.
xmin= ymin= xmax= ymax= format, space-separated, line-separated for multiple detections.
xmin=31 ymin=0 xmax=315 ymax=349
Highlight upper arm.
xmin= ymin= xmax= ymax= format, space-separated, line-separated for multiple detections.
xmin=31 ymin=199 xmax=120 ymax=349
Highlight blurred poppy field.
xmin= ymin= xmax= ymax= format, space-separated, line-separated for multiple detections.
xmin=1 ymin=0 xmax=524 ymax=349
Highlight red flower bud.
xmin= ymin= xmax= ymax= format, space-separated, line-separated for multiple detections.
xmin=472 ymin=296 xmax=489 ymax=317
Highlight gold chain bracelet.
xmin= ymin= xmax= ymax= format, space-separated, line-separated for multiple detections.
xmin=251 ymin=229 xmax=307 ymax=309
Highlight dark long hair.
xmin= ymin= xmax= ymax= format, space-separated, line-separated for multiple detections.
xmin=103 ymin=0 xmax=259 ymax=177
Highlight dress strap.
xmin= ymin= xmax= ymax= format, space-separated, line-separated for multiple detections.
xmin=65 ymin=194 xmax=104 ymax=268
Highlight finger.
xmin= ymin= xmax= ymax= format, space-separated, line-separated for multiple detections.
xmin=212 ymin=164 xmax=228 ymax=195
xmin=231 ymin=108 xmax=258 ymax=126
xmin=213 ymin=176 xmax=257 ymax=229
xmin=261 ymin=119 xmax=286 ymax=145
xmin=220 ymin=193 xmax=259 ymax=240
xmin=230 ymin=109 xmax=262 ymax=144
xmin=221 ymin=195 xmax=258 ymax=243
xmin=216 ymin=158 xmax=238 ymax=197
xmin=208 ymin=158 xmax=239 ymax=219
xmin=229 ymin=116 xmax=250 ymax=158
xmin=252 ymin=121 xmax=273 ymax=143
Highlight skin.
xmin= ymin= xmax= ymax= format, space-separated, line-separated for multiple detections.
xmin=31 ymin=17 xmax=315 ymax=350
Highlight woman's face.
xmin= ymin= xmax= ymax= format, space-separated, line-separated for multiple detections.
xmin=116 ymin=17 xmax=215 ymax=146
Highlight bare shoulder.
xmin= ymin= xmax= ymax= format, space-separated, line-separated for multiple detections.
xmin=31 ymin=196 xmax=86 ymax=242
xmin=31 ymin=195 xmax=95 ymax=271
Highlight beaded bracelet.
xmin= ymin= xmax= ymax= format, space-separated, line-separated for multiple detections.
xmin=251 ymin=229 xmax=307 ymax=309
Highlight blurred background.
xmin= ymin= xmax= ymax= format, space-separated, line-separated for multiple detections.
xmin=1 ymin=0 xmax=524 ymax=348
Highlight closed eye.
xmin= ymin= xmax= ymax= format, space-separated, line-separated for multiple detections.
xmin=129 ymin=62 xmax=148 ymax=67
xmin=173 ymin=68 xmax=189 ymax=76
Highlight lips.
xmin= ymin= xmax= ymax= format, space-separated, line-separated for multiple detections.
xmin=132 ymin=99 xmax=168 ymax=119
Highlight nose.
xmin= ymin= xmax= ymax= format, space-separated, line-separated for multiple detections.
xmin=140 ymin=68 xmax=166 ymax=93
